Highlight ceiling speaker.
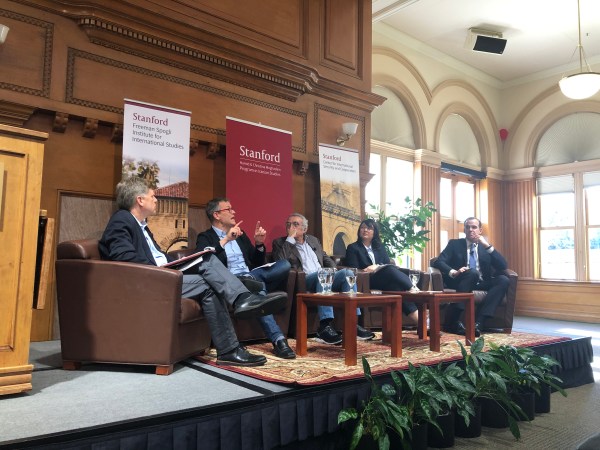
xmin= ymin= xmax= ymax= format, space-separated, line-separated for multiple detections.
xmin=466 ymin=28 xmax=506 ymax=55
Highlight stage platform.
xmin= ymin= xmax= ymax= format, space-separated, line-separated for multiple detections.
xmin=0 ymin=326 xmax=595 ymax=450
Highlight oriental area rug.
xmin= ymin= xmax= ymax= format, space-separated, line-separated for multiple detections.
xmin=194 ymin=331 xmax=570 ymax=386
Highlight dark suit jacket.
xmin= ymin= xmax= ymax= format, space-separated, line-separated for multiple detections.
xmin=98 ymin=209 xmax=170 ymax=265
xmin=344 ymin=241 xmax=390 ymax=268
xmin=432 ymin=238 xmax=507 ymax=281
xmin=271 ymin=234 xmax=335 ymax=270
xmin=195 ymin=227 xmax=265 ymax=270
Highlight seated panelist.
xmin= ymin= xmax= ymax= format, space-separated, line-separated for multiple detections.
xmin=344 ymin=218 xmax=418 ymax=325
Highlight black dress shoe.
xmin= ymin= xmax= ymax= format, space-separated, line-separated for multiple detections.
xmin=273 ymin=339 xmax=296 ymax=359
xmin=238 ymin=276 xmax=264 ymax=294
xmin=216 ymin=346 xmax=266 ymax=367
xmin=233 ymin=292 xmax=287 ymax=319
xmin=452 ymin=321 xmax=481 ymax=337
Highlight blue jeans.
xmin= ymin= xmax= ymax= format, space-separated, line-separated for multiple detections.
xmin=238 ymin=259 xmax=292 ymax=343
xmin=305 ymin=268 xmax=359 ymax=321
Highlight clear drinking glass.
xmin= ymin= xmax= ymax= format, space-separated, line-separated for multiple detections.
xmin=324 ymin=267 xmax=336 ymax=294
xmin=345 ymin=268 xmax=357 ymax=294
xmin=317 ymin=268 xmax=329 ymax=294
xmin=409 ymin=269 xmax=420 ymax=292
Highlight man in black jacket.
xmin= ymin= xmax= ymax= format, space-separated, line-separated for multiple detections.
xmin=432 ymin=217 xmax=509 ymax=336
xmin=195 ymin=198 xmax=295 ymax=359
xmin=99 ymin=177 xmax=286 ymax=367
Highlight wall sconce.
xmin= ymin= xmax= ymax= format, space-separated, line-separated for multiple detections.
xmin=0 ymin=24 xmax=9 ymax=45
xmin=336 ymin=122 xmax=358 ymax=146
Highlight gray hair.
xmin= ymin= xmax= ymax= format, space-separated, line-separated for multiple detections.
xmin=287 ymin=212 xmax=308 ymax=230
xmin=116 ymin=177 xmax=150 ymax=210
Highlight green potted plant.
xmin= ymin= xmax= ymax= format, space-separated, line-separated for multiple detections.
xmin=367 ymin=197 xmax=436 ymax=264
xmin=457 ymin=337 xmax=526 ymax=439
xmin=391 ymin=362 xmax=452 ymax=449
xmin=338 ymin=357 xmax=412 ymax=450
xmin=487 ymin=343 xmax=567 ymax=420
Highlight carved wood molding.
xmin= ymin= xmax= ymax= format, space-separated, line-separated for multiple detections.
xmin=111 ymin=123 xmax=123 ymax=143
xmin=82 ymin=118 xmax=98 ymax=138
xmin=0 ymin=101 xmax=36 ymax=127
xmin=0 ymin=9 xmax=53 ymax=98
xmin=206 ymin=142 xmax=221 ymax=160
xmin=52 ymin=112 xmax=69 ymax=132
xmin=65 ymin=48 xmax=308 ymax=153
xmin=295 ymin=160 xmax=310 ymax=176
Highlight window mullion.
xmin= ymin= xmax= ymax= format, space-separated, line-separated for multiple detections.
xmin=574 ymin=172 xmax=586 ymax=280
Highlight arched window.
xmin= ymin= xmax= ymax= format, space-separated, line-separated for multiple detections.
xmin=535 ymin=112 xmax=600 ymax=281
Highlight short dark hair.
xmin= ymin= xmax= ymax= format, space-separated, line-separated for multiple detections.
xmin=358 ymin=218 xmax=383 ymax=249
xmin=205 ymin=197 xmax=228 ymax=223
xmin=463 ymin=217 xmax=482 ymax=228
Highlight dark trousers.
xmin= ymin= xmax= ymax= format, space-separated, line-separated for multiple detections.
xmin=181 ymin=256 xmax=248 ymax=355
xmin=442 ymin=268 xmax=510 ymax=325
xmin=369 ymin=265 xmax=418 ymax=315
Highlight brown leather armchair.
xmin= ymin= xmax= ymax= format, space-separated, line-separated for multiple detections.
xmin=168 ymin=249 xmax=296 ymax=342
xmin=429 ymin=257 xmax=518 ymax=333
xmin=55 ymin=239 xmax=212 ymax=375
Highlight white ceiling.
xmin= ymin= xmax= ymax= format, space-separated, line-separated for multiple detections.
xmin=373 ymin=0 xmax=600 ymax=84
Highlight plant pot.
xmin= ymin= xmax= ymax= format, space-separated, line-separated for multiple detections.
xmin=410 ymin=422 xmax=429 ymax=450
xmin=455 ymin=401 xmax=482 ymax=438
xmin=427 ymin=410 xmax=455 ymax=448
xmin=535 ymin=383 xmax=552 ymax=414
xmin=512 ymin=390 xmax=535 ymax=421
xmin=356 ymin=434 xmax=379 ymax=450
xmin=480 ymin=397 xmax=509 ymax=429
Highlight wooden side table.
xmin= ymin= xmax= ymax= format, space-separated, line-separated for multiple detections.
xmin=295 ymin=292 xmax=403 ymax=366
xmin=382 ymin=291 xmax=475 ymax=352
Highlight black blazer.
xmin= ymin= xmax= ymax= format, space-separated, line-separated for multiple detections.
xmin=195 ymin=227 xmax=265 ymax=270
xmin=344 ymin=241 xmax=390 ymax=268
xmin=98 ymin=209 xmax=170 ymax=265
xmin=432 ymin=238 xmax=507 ymax=281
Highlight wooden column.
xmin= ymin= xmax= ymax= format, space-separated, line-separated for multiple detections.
xmin=0 ymin=125 xmax=47 ymax=395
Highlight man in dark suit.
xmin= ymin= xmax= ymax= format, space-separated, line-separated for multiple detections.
xmin=98 ymin=177 xmax=286 ymax=367
xmin=432 ymin=216 xmax=509 ymax=336
xmin=272 ymin=213 xmax=375 ymax=345
xmin=195 ymin=197 xmax=295 ymax=359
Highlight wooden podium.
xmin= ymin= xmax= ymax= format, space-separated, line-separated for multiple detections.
xmin=0 ymin=125 xmax=47 ymax=395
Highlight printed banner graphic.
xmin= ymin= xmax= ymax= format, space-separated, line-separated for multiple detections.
xmin=318 ymin=143 xmax=361 ymax=255
xmin=122 ymin=99 xmax=191 ymax=251
xmin=226 ymin=117 xmax=292 ymax=251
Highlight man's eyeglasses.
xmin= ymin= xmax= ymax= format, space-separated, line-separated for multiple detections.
xmin=286 ymin=221 xmax=302 ymax=227
xmin=216 ymin=207 xmax=234 ymax=213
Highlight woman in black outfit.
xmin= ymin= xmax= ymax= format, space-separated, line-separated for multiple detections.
xmin=344 ymin=218 xmax=418 ymax=324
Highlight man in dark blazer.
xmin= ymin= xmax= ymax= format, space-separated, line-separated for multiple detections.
xmin=272 ymin=213 xmax=375 ymax=345
xmin=195 ymin=197 xmax=295 ymax=359
xmin=432 ymin=216 xmax=509 ymax=336
xmin=98 ymin=177 xmax=286 ymax=367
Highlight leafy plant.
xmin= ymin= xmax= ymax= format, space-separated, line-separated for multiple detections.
xmin=458 ymin=337 xmax=526 ymax=439
xmin=391 ymin=362 xmax=451 ymax=433
xmin=486 ymin=343 xmax=567 ymax=397
xmin=367 ymin=197 xmax=436 ymax=262
xmin=338 ymin=357 xmax=411 ymax=450
xmin=433 ymin=362 xmax=477 ymax=428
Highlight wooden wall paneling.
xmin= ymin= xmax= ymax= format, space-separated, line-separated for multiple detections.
xmin=516 ymin=280 xmax=600 ymax=323
xmin=502 ymin=179 xmax=535 ymax=279
xmin=419 ymin=164 xmax=440 ymax=271
xmin=481 ymin=178 xmax=504 ymax=253
xmin=321 ymin=0 xmax=359 ymax=74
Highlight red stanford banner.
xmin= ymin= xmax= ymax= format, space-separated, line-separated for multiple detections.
xmin=226 ymin=117 xmax=292 ymax=251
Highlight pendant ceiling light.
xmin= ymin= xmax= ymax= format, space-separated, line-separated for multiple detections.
xmin=559 ymin=0 xmax=600 ymax=100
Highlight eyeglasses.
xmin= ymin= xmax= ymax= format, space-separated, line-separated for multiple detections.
xmin=286 ymin=221 xmax=302 ymax=227
xmin=359 ymin=227 xmax=374 ymax=232
xmin=215 ymin=206 xmax=234 ymax=213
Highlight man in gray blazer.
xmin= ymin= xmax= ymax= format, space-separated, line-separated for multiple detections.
xmin=432 ymin=217 xmax=509 ymax=336
xmin=272 ymin=213 xmax=374 ymax=344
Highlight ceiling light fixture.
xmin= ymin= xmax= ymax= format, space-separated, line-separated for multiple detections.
xmin=559 ymin=0 xmax=600 ymax=100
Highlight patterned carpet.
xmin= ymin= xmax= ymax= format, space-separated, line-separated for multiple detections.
xmin=194 ymin=331 xmax=570 ymax=386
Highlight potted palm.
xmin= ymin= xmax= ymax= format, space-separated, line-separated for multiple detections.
xmin=338 ymin=357 xmax=412 ymax=450
xmin=367 ymin=197 xmax=436 ymax=264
